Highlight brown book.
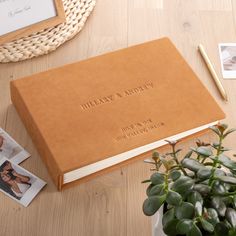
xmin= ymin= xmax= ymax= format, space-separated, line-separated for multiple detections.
xmin=10 ymin=38 xmax=225 ymax=190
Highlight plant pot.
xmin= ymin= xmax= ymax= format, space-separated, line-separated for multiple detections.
xmin=152 ymin=206 xmax=165 ymax=236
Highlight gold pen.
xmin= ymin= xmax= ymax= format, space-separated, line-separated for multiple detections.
xmin=198 ymin=44 xmax=228 ymax=102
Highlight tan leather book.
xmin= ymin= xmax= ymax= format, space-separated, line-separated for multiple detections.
xmin=10 ymin=38 xmax=225 ymax=190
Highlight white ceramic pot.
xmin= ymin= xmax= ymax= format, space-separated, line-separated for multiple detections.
xmin=152 ymin=206 xmax=165 ymax=236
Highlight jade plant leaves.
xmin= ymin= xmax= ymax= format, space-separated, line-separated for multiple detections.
xmin=193 ymin=184 xmax=211 ymax=196
xmin=148 ymin=184 xmax=165 ymax=196
xmin=187 ymin=224 xmax=202 ymax=236
xmin=200 ymin=218 xmax=214 ymax=232
xmin=226 ymin=208 xmax=236 ymax=228
xmin=188 ymin=191 xmax=203 ymax=205
xmin=217 ymin=176 xmax=236 ymax=185
xmin=143 ymin=195 xmax=166 ymax=216
xmin=215 ymin=222 xmax=229 ymax=235
xmin=195 ymin=146 xmax=213 ymax=157
xmin=212 ymin=196 xmax=227 ymax=217
xmin=150 ymin=172 xmax=165 ymax=185
xmin=175 ymin=202 xmax=195 ymax=219
xmin=218 ymin=154 xmax=236 ymax=171
xmin=169 ymin=170 xmax=181 ymax=181
xmin=171 ymin=176 xmax=194 ymax=194
xmin=195 ymin=201 xmax=202 ymax=216
xmin=162 ymin=208 xmax=175 ymax=226
xmin=197 ymin=168 xmax=211 ymax=180
xmin=163 ymin=219 xmax=179 ymax=235
xmin=181 ymin=158 xmax=205 ymax=172
xmin=166 ymin=190 xmax=182 ymax=206
xmin=205 ymin=208 xmax=220 ymax=226
xmin=176 ymin=219 xmax=194 ymax=234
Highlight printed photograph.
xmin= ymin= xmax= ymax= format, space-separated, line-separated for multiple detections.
xmin=219 ymin=43 xmax=236 ymax=79
xmin=0 ymin=128 xmax=30 ymax=164
xmin=0 ymin=158 xmax=46 ymax=207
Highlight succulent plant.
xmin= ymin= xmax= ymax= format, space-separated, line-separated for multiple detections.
xmin=142 ymin=124 xmax=236 ymax=236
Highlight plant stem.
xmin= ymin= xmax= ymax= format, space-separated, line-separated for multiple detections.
xmin=209 ymin=135 xmax=223 ymax=186
xmin=171 ymin=144 xmax=188 ymax=176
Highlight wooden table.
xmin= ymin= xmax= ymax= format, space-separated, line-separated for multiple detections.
xmin=0 ymin=1 xmax=236 ymax=235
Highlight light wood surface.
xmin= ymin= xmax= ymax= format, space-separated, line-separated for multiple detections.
xmin=0 ymin=0 xmax=236 ymax=235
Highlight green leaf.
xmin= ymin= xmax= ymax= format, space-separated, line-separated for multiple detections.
xmin=226 ymin=208 xmax=236 ymax=228
xmin=218 ymin=154 xmax=236 ymax=171
xmin=215 ymin=222 xmax=229 ymax=236
xmin=169 ymin=170 xmax=181 ymax=181
xmin=171 ymin=176 xmax=194 ymax=194
xmin=197 ymin=168 xmax=211 ymax=180
xmin=223 ymin=128 xmax=236 ymax=138
xmin=209 ymin=126 xmax=221 ymax=136
xmin=166 ymin=191 xmax=182 ymax=206
xmin=205 ymin=208 xmax=219 ymax=226
xmin=175 ymin=202 xmax=195 ymax=220
xmin=187 ymin=224 xmax=202 ymax=236
xmin=146 ymin=184 xmax=154 ymax=196
xmin=143 ymin=195 xmax=166 ymax=216
xmin=150 ymin=172 xmax=165 ymax=185
xmin=149 ymin=184 xmax=165 ymax=196
xmin=193 ymin=184 xmax=211 ymax=196
xmin=176 ymin=219 xmax=194 ymax=234
xmin=188 ymin=191 xmax=203 ymax=205
xmin=217 ymin=176 xmax=236 ymax=185
xmin=195 ymin=201 xmax=202 ymax=216
xmin=163 ymin=219 xmax=179 ymax=235
xmin=182 ymin=158 xmax=205 ymax=172
xmin=196 ymin=146 xmax=213 ymax=157
xmin=200 ymin=218 xmax=214 ymax=232
xmin=212 ymin=196 xmax=226 ymax=217
xmin=212 ymin=181 xmax=226 ymax=195
xmin=162 ymin=208 xmax=175 ymax=227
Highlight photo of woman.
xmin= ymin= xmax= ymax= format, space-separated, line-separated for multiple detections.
xmin=0 ymin=161 xmax=32 ymax=199
xmin=0 ymin=128 xmax=30 ymax=164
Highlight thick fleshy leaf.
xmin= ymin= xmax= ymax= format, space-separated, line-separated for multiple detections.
xmin=182 ymin=158 xmax=205 ymax=172
xmin=226 ymin=208 xmax=236 ymax=228
xmin=212 ymin=181 xmax=226 ymax=195
xmin=150 ymin=173 xmax=165 ymax=185
xmin=218 ymin=154 xmax=236 ymax=170
xmin=200 ymin=219 xmax=214 ymax=232
xmin=146 ymin=184 xmax=154 ymax=196
xmin=162 ymin=208 xmax=175 ymax=227
xmin=171 ymin=176 xmax=194 ymax=194
xmin=188 ymin=191 xmax=203 ymax=205
xmin=149 ymin=184 xmax=165 ymax=196
xmin=187 ymin=224 xmax=202 ymax=236
xmin=206 ymin=208 xmax=219 ymax=226
xmin=211 ymin=197 xmax=226 ymax=217
xmin=215 ymin=222 xmax=229 ymax=236
xmin=143 ymin=195 xmax=166 ymax=216
xmin=195 ymin=201 xmax=202 ymax=216
xmin=175 ymin=202 xmax=195 ymax=220
xmin=166 ymin=191 xmax=182 ymax=206
xmin=197 ymin=168 xmax=211 ymax=180
xmin=209 ymin=126 xmax=221 ymax=136
xmin=169 ymin=170 xmax=181 ymax=181
xmin=176 ymin=219 xmax=194 ymax=234
xmin=217 ymin=176 xmax=236 ymax=185
xmin=193 ymin=184 xmax=211 ymax=196
xmin=163 ymin=219 xmax=179 ymax=235
xmin=195 ymin=146 xmax=213 ymax=157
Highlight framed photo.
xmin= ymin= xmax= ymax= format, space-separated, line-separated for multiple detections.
xmin=0 ymin=0 xmax=65 ymax=45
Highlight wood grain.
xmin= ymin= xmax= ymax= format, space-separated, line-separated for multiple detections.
xmin=0 ymin=0 xmax=235 ymax=235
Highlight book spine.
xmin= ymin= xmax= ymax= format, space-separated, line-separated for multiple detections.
xmin=10 ymin=81 xmax=63 ymax=190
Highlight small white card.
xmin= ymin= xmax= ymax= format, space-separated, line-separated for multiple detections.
xmin=0 ymin=128 xmax=30 ymax=164
xmin=219 ymin=43 xmax=236 ymax=79
xmin=0 ymin=0 xmax=57 ymax=36
xmin=0 ymin=157 xmax=46 ymax=207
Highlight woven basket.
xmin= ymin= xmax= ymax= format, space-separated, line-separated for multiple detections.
xmin=0 ymin=0 xmax=96 ymax=63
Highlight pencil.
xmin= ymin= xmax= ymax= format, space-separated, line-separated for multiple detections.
xmin=198 ymin=44 xmax=228 ymax=102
